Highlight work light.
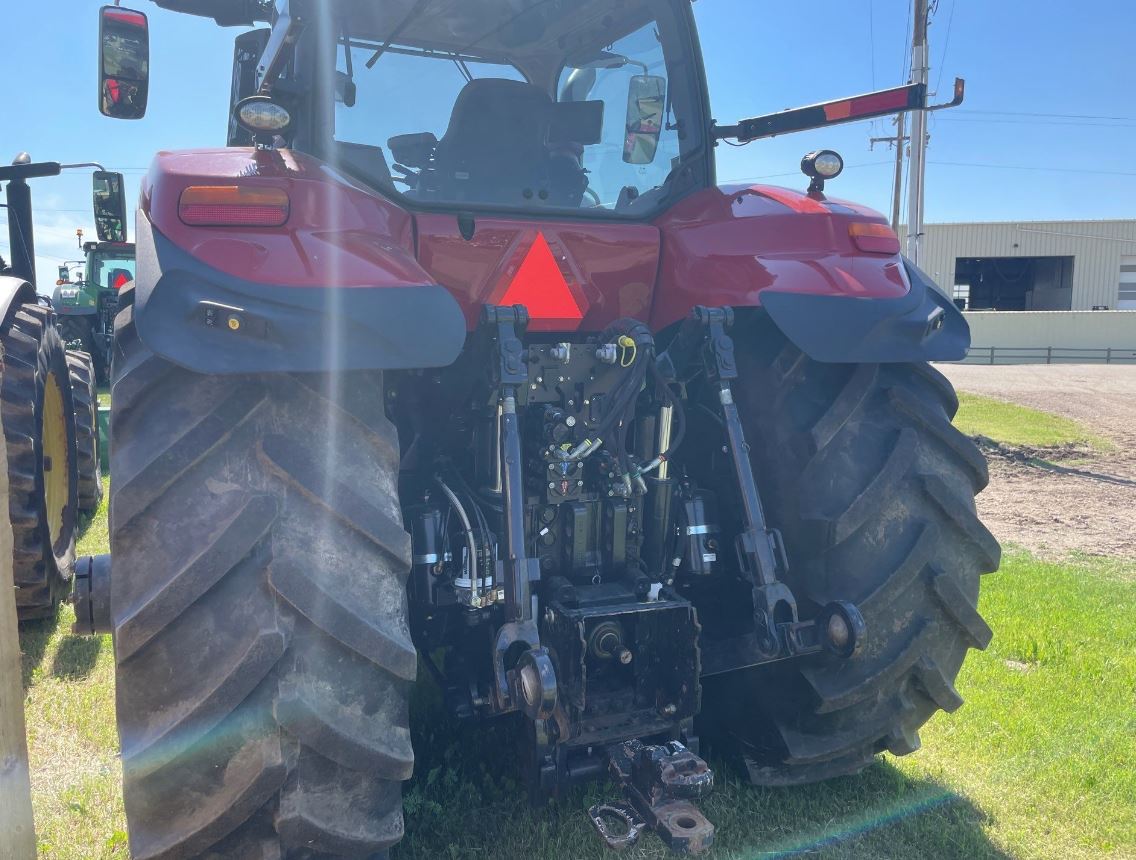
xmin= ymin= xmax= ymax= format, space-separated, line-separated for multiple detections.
xmin=801 ymin=149 xmax=844 ymax=180
xmin=234 ymin=95 xmax=292 ymax=136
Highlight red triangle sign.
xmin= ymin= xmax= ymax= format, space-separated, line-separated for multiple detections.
xmin=496 ymin=232 xmax=585 ymax=330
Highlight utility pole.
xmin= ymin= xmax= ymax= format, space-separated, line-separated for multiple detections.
xmin=890 ymin=112 xmax=907 ymax=235
xmin=870 ymin=114 xmax=909 ymax=235
xmin=906 ymin=0 xmax=930 ymax=264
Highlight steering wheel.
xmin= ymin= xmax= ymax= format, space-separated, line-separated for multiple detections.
xmin=583 ymin=187 xmax=603 ymax=207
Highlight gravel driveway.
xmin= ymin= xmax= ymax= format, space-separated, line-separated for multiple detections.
xmin=937 ymin=364 xmax=1136 ymax=560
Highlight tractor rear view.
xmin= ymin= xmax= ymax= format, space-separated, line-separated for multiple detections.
xmin=84 ymin=2 xmax=997 ymax=856
xmin=54 ymin=233 xmax=135 ymax=385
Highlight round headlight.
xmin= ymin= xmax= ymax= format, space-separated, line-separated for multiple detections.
xmin=801 ymin=149 xmax=844 ymax=180
xmin=235 ymin=96 xmax=292 ymax=134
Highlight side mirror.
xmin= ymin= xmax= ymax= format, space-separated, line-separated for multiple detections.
xmin=93 ymin=171 xmax=128 ymax=243
xmin=623 ymin=75 xmax=666 ymax=165
xmin=57 ymin=265 xmax=70 ymax=284
xmin=99 ymin=6 xmax=149 ymax=119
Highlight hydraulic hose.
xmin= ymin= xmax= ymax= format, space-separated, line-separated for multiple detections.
xmin=436 ymin=476 xmax=480 ymax=607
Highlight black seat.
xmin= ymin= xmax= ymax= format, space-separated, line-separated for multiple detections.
xmin=431 ymin=79 xmax=557 ymax=205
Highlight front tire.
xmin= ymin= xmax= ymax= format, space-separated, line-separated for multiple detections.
xmin=110 ymin=294 xmax=415 ymax=858
xmin=67 ymin=350 xmax=103 ymax=513
xmin=3 ymin=302 xmax=78 ymax=621
xmin=712 ymin=318 xmax=999 ymax=785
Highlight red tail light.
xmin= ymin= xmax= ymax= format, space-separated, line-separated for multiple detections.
xmin=849 ymin=222 xmax=901 ymax=255
xmin=178 ymin=186 xmax=290 ymax=227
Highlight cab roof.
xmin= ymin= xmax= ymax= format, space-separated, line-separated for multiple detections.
xmin=333 ymin=0 xmax=655 ymax=64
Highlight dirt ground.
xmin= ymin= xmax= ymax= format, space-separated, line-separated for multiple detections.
xmin=937 ymin=363 xmax=1136 ymax=560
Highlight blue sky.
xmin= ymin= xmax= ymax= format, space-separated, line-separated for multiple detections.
xmin=3 ymin=0 xmax=1135 ymax=287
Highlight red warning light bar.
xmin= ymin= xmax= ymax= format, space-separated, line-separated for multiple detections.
xmin=717 ymin=83 xmax=928 ymax=143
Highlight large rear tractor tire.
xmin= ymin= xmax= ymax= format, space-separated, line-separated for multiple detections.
xmin=3 ymin=301 xmax=79 ymax=621
xmin=711 ymin=318 xmax=999 ymax=785
xmin=67 ymin=350 xmax=103 ymax=513
xmin=110 ymin=294 xmax=415 ymax=859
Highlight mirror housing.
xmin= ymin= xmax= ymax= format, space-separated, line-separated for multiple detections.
xmin=623 ymin=75 xmax=666 ymax=165
xmin=93 ymin=171 xmax=128 ymax=243
xmin=99 ymin=6 xmax=149 ymax=119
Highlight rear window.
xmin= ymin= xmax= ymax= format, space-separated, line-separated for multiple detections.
xmin=89 ymin=254 xmax=135 ymax=289
xmin=331 ymin=9 xmax=688 ymax=217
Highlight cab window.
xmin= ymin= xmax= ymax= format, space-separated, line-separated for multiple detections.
xmin=556 ymin=21 xmax=681 ymax=210
xmin=329 ymin=4 xmax=694 ymax=217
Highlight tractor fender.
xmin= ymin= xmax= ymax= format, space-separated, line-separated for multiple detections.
xmin=757 ymin=260 xmax=970 ymax=364
xmin=132 ymin=216 xmax=466 ymax=375
xmin=0 ymin=275 xmax=38 ymax=323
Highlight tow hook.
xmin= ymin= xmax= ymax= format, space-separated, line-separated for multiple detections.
xmin=588 ymin=740 xmax=715 ymax=854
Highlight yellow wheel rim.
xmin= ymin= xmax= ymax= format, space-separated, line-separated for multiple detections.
xmin=43 ymin=371 xmax=71 ymax=548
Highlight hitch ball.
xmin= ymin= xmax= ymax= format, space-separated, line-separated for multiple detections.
xmin=71 ymin=554 xmax=112 ymax=636
xmin=819 ymin=601 xmax=866 ymax=660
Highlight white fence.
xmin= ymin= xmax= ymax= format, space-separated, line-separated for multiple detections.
xmin=958 ymin=310 xmax=1136 ymax=365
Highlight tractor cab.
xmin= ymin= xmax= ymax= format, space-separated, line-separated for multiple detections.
xmin=82 ymin=241 xmax=136 ymax=292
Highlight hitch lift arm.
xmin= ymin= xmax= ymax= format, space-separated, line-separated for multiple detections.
xmin=660 ymin=307 xmax=867 ymax=669
xmin=481 ymin=306 xmax=557 ymax=722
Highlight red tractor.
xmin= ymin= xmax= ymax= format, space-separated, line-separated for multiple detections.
xmin=84 ymin=2 xmax=996 ymax=857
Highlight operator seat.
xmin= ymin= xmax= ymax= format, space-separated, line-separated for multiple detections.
xmin=431 ymin=79 xmax=581 ymax=207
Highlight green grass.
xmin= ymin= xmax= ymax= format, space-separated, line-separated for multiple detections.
xmin=20 ymin=500 xmax=1136 ymax=858
xmin=953 ymin=392 xmax=1110 ymax=451
xmin=21 ymin=487 xmax=122 ymax=859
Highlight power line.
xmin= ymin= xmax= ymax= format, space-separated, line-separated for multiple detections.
xmin=936 ymin=117 xmax=1136 ymax=128
xmin=867 ymin=0 xmax=878 ymax=135
xmin=928 ymin=160 xmax=1136 ymax=177
xmin=934 ymin=0 xmax=957 ymax=93
xmin=868 ymin=0 xmax=877 ymax=90
xmin=953 ymin=109 xmax=1136 ymax=121
xmin=904 ymin=0 xmax=913 ymax=81
xmin=722 ymin=160 xmax=894 ymax=183
xmin=2 ymin=208 xmax=94 ymax=214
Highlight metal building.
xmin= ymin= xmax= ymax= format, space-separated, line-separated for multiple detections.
xmin=920 ymin=219 xmax=1136 ymax=311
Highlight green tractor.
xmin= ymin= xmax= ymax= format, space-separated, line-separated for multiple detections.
xmin=0 ymin=156 xmax=121 ymax=620
xmin=52 ymin=174 xmax=136 ymax=385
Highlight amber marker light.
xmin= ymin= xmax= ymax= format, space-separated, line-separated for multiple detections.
xmin=849 ymin=222 xmax=901 ymax=255
xmin=178 ymin=185 xmax=290 ymax=227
